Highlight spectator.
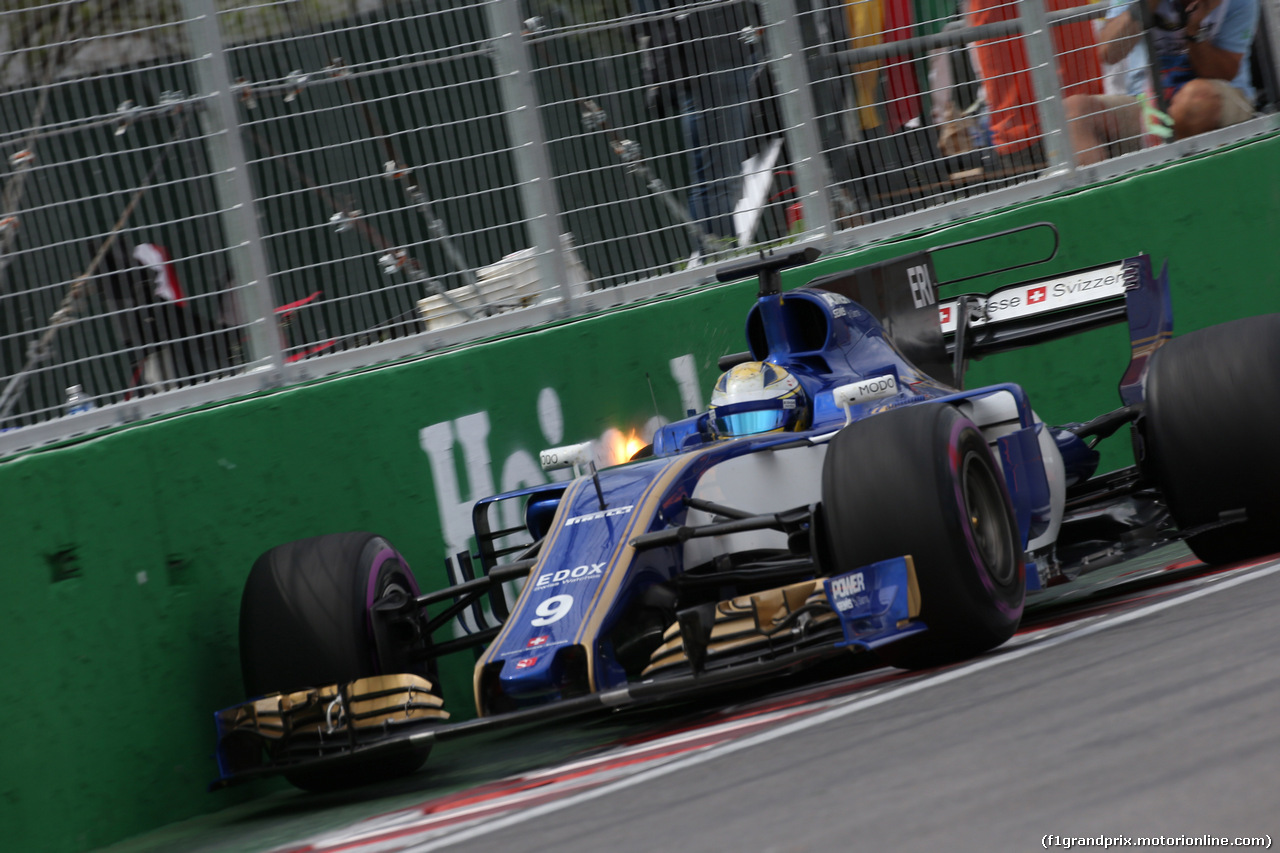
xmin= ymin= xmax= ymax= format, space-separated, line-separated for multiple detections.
xmin=805 ymin=0 xmax=899 ymax=221
xmin=1065 ymin=0 xmax=1259 ymax=165
xmin=1099 ymin=0 xmax=1150 ymax=97
xmin=968 ymin=0 xmax=1104 ymax=168
xmin=636 ymin=0 xmax=760 ymax=251
xmin=101 ymin=239 xmax=238 ymax=392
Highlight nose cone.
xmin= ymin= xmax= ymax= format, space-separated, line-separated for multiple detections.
xmin=482 ymin=644 xmax=589 ymax=712
xmin=499 ymin=639 xmax=559 ymax=693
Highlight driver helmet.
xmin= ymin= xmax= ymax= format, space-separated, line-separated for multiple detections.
xmin=710 ymin=361 xmax=810 ymax=437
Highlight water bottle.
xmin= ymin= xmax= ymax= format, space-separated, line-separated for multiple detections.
xmin=65 ymin=384 xmax=94 ymax=415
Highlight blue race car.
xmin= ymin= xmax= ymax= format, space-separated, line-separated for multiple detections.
xmin=214 ymin=230 xmax=1280 ymax=790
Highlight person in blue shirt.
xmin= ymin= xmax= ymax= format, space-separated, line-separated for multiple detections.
xmin=1065 ymin=0 xmax=1259 ymax=165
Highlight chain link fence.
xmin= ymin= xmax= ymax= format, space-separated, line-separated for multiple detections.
xmin=1 ymin=0 xmax=1275 ymax=452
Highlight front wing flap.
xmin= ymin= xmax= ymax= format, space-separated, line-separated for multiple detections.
xmin=213 ymin=673 xmax=448 ymax=782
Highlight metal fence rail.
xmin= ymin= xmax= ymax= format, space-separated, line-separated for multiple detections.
xmin=1 ymin=0 xmax=1275 ymax=453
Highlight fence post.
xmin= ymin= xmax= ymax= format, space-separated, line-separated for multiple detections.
xmin=758 ymin=0 xmax=835 ymax=242
xmin=484 ymin=1 xmax=575 ymax=315
xmin=180 ymin=0 xmax=285 ymax=383
xmin=1018 ymin=0 xmax=1078 ymax=176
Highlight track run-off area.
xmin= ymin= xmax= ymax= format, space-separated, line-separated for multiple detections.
xmin=102 ymin=547 xmax=1280 ymax=853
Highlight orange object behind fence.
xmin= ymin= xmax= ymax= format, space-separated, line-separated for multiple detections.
xmin=969 ymin=0 xmax=1103 ymax=156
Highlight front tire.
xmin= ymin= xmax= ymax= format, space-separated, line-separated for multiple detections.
xmin=821 ymin=403 xmax=1024 ymax=669
xmin=239 ymin=531 xmax=432 ymax=790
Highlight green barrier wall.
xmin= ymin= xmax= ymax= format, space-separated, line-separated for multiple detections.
xmin=3 ymin=133 xmax=1277 ymax=853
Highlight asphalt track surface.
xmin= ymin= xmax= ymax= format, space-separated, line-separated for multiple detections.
xmin=102 ymin=547 xmax=1280 ymax=853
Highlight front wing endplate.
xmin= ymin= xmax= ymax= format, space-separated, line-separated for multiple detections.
xmin=824 ymin=555 xmax=927 ymax=650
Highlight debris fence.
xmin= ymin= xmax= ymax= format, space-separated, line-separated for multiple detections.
xmin=0 ymin=0 xmax=1274 ymax=449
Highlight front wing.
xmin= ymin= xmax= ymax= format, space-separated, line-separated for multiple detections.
xmin=212 ymin=558 xmax=924 ymax=787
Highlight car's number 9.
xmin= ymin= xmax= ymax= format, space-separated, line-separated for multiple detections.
xmin=531 ymin=594 xmax=573 ymax=626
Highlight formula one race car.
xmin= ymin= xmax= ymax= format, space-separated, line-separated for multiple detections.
xmin=213 ymin=228 xmax=1280 ymax=790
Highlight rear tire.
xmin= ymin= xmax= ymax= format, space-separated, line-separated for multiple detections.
xmin=821 ymin=404 xmax=1024 ymax=669
xmin=1141 ymin=314 xmax=1280 ymax=564
xmin=239 ymin=531 xmax=432 ymax=790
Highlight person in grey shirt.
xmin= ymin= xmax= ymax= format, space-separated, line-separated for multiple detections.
xmin=1066 ymin=0 xmax=1259 ymax=164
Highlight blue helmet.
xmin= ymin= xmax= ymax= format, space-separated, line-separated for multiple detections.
xmin=710 ymin=361 xmax=809 ymax=437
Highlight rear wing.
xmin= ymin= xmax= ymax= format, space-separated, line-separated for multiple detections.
xmin=938 ymin=254 xmax=1172 ymax=404
xmin=940 ymin=258 xmax=1134 ymax=356
xmin=796 ymin=223 xmax=1172 ymax=396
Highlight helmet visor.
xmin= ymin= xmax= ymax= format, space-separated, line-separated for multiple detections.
xmin=712 ymin=400 xmax=799 ymax=437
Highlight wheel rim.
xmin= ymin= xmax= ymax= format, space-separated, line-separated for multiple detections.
xmin=370 ymin=576 xmax=413 ymax=630
xmin=961 ymin=450 xmax=1016 ymax=587
xmin=381 ymin=578 xmax=409 ymax=599
xmin=366 ymin=554 xmax=417 ymax=674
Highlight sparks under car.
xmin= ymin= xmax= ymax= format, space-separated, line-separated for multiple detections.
xmin=213 ymin=228 xmax=1280 ymax=790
